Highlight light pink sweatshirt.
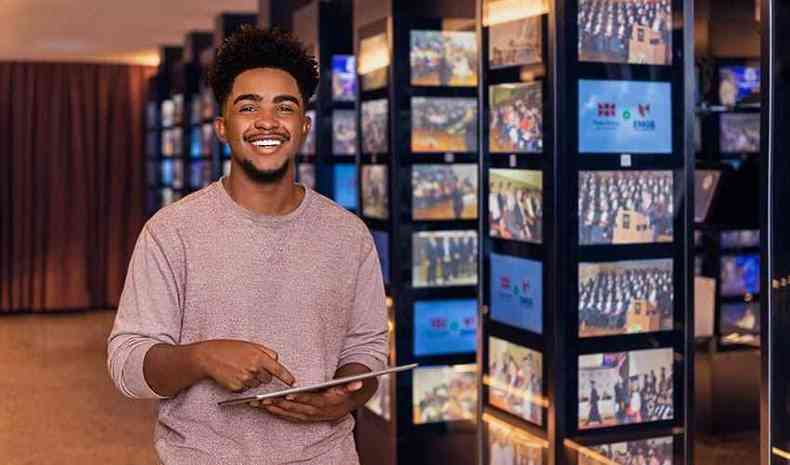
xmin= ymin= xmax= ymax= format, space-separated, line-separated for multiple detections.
xmin=107 ymin=180 xmax=388 ymax=465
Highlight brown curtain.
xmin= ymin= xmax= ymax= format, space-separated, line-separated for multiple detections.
xmin=0 ymin=62 xmax=156 ymax=313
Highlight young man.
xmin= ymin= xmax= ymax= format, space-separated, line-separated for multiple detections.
xmin=107 ymin=27 xmax=388 ymax=465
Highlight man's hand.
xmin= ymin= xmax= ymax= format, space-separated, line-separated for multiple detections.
xmin=249 ymin=381 xmax=364 ymax=423
xmin=194 ymin=340 xmax=295 ymax=392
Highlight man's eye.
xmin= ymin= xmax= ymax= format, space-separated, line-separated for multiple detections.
xmin=278 ymin=105 xmax=295 ymax=113
xmin=240 ymin=106 xmax=255 ymax=113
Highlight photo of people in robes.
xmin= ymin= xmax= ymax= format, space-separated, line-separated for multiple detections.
xmin=412 ymin=230 xmax=478 ymax=288
xmin=579 ymin=348 xmax=674 ymax=429
xmin=412 ymin=164 xmax=478 ymax=220
xmin=578 ymin=0 xmax=672 ymax=65
xmin=578 ymin=259 xmax=673 ymax=337
xmin=487 ymin=336 xmax=544 ymax=426
xmin=412 ymin=97 xmax=478 ymax=153
xmin=578 ymin=171 xmax=673 ymax=245
xmin=410 ymin=30 xmax=478 ymax=87
xmin=332 ymin=110 xmax=357 ymax=155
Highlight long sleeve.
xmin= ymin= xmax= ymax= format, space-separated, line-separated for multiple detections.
xmin=337 ymin=236 xmax=389 ymax=372
xmin=107 ymin=224 xmax=185 ymax=399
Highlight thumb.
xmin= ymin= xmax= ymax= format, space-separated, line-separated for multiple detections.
xmin=346 ymin=381 xmax=363 ymax=392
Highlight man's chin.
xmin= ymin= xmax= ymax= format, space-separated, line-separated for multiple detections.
xmin=238 ymin=156 xmax=291 ymax=184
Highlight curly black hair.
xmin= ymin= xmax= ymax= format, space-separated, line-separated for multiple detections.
xmin=207 ymin=26 xmax=319 ymax=113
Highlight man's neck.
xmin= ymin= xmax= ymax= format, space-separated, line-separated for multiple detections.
xmin=222 ymin=169 xmax=305 ymax=216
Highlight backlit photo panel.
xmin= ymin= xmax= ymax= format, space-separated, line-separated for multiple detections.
xmin=485 ymin=419 xmax=545 ymax=465
xmin=332 ymin=110 xmax=357 ymax=155
xmin=413 ymin=365 xmax=477 ymax=424
xmin=490 ymin=253 xmax=543 ymax=334
xmin=489 ymin=82 xmax=543 ymax=154
xmin=578 ymin=348 xmax=674 ymax=430
xmin=361 ymin=165 xmax=389 ymax=220
xmin=578 ymin=437 xmax=673 ymax=465
xmin=488 ymin=15 xmax=543 ymax=69
xmin=487 ymin=336 xmax=544 ymax=426
xmin=578 ymin=259 xmax=673 ymax=337
xmin=489 ymin=169 xmax=543 ymax=243
xmin=410 ymin=30 xmax=478 ymax=87
xmin=579 ymin=80 xmax=672 ymax=154
xmin=578 ymin=0 xmax=673 ymax=65
xmin=579 ymin=171 xmax=674 ymax=245
xmin=412 ymin=164 xmax=478 ymax=220
xmin=412 ymin=230 xmax=478 ymax=288
xmin=361 ymin=99 xmax=388 ymax=154
xmin=412 ymin=97 xmax=478 ymax=153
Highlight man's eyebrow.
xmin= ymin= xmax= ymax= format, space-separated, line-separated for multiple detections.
xmin=273 ymin=95 xmax=301 ymax=106
xmin=232 ymin=94 xmax=262 ymax=106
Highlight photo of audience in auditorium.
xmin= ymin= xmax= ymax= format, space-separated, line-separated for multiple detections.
xmin=487 ymin=336 xmax=544 ymax=426
xmin=332 ymin=110 xmax=357 ymax=155
xmin=579 ymin=437 xmax=673 ymax=465
xmin=578 ymin=259 xmax=673 ymax=337
xmin=412 ymin=97 xmax=478 ymax=152
xmin=487 ymin=420 xmax=544 ymax=465
xmin=410 ymin=30 xmax=478 ymax=87
xmin=412 ymin=230 xmax=478 ymax=288
xmin=412 ymin=164 xmax=478 ymax=220
xmin=362 ymin=164 xmax=389 ymax=219
xmin=579 ymin=348 xmax=674 ymax=430
xmin=579 ymin=171 xmax=673 ymax=245
xmin=490 ymin=169 xmax=543 ymax=243
xmin=578 ymin=0 xmax=673 ymax=65
xmin=361 ymin=99 xmax=388 ymax=154
xmin=489 ymin=15 xmax=543 ymax=69
xmin=413 ymin=365 xmax=477 ymax=424
xmin=489 ymin=82 xmax=543 ymax=153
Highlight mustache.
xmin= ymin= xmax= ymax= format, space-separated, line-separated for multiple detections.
xmin=245 ymin=131 xmax=292 ymax=141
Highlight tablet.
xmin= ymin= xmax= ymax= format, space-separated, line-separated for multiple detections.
xmin=218 ymin=363 xmax=418 ymax=407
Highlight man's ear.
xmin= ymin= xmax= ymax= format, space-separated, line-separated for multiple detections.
xmin=303 ymin=113 xmax=312 ymax=135
xmin=214 ymin=116 xmax=227 ymax=144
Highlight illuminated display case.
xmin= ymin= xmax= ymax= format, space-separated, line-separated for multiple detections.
xmin=292 ymin=0 xmax=357 ymax=209
xmin=476 ymin=0 xmax=693 ymax=464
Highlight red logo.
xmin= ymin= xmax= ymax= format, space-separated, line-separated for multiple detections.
xmin=598 ymin=103 xmax=616 ymax=117
xmin=500 ymin=276 xmax=511 ymax=289
xmin=521 ymin=279 xmax=531 ymax=294
xmin=638 ymin=104 xmax=651 ymax=117
xmin=430 ymin=317 xmax=447 ymax=329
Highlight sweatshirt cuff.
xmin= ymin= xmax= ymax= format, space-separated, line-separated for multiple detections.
xmin=122 ymin=340 xmax=171 ymax=400
xmin=338 ymin=354 xmax=386 ymax=374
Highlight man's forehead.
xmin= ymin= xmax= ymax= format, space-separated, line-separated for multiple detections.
xmin=230 ymin=68 xmax=302 ymax=99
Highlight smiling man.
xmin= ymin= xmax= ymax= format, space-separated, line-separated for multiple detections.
xmin=107 ymin=27 xmax=388 ymax=465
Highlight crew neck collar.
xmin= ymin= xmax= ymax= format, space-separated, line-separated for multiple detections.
xmin=214 ymin=177 xmax=312 ymax=226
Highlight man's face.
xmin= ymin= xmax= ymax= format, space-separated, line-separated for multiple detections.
xmin=215 ymin=68 xmax=311 ymax=183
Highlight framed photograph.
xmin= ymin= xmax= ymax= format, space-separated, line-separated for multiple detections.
xmin=720 ymin=302 xmax=760 ymax=336
xmin=361 ymin=99 xmax=389 ymax=154
xmin=490 ymin=82 xmax=543 ymax=153
xmin=720 ymin=230 xmax=760 ymax=249
xmin=579 ymin=171 xmax=674 ymax=245
xmin=578 ymin=0 xmax=672 ymax=65
xmin=489 ymin=16 xmax=543 ymax=69
xmin=333 ymin=110 xmax=357 ymax=155
xmin=578 ymin=348 xmax=674 ymax=430
xmin=361 ymin=164 xmax=389 ymax=219
xmin=413 ymin=365 xmax=477 ymax=424
xmin=578 ymin=259 xmax=673 ymax=337
xmin=332 ymin=55 xmax=357 ymax=102
xmin=410 ymin=30 xmax=478 ymax=87
xmin=694 ymin=170 xmax=721 ymax=223
xmin=720 ymin=113 xmax=760 ymax=154
xmin=719 ymin=64 xmax=760 ymax=106
xmin=720 ymin=254 xmax=760 ymax=297
xmin=365 ymin=372 xmax=392 ymax=421
xmin=412 ymin=164 xmax=478 ymax=220
xmin=297 ymin=163 xmax=316 ymax=190
xmin=301 ymin=110 xmax=316 ymax=155
xmin=333 ymin=164 xmax=358 ymax=210
xmin=578 ymin=437 xmax=673 ymax=465
xmin=412 ymin=230 xmax=478 ymax=288
xmin=489 ymin=169 xmax=543 ymax=243
xmin=411 ymin=97 xmax=478 ymax=153
xmin=359 ymin=33 xmax=389 ymax=91
xmin=485 ymin=418 xmax=545 ymax=465
xmin=488 ymin=336 xmax=544 ymax=426
xmin=372 ymin=230 xmax=390 ymax=284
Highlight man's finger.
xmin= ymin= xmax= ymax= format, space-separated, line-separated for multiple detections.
xmin=256 ymin=370 xmax=273 ymax=385
xmin=283 ymin=392 xmax=326 ymax=407
xmin=274 ymin=399 xmax=319 ymax=417
xmin=254 ymin=345 xmax=278 ymax=361
xmin=258 ymin=356 xmax=295 ymax=386
xmin=264 ymin=404 xmax=310 ymax=423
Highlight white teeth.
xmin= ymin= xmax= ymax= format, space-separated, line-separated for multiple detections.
xmin=252 ymin=139 xmax=282 ymax=147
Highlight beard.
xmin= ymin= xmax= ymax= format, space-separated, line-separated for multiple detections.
xmin=237 ymin=156 xmax=291 ymax=185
